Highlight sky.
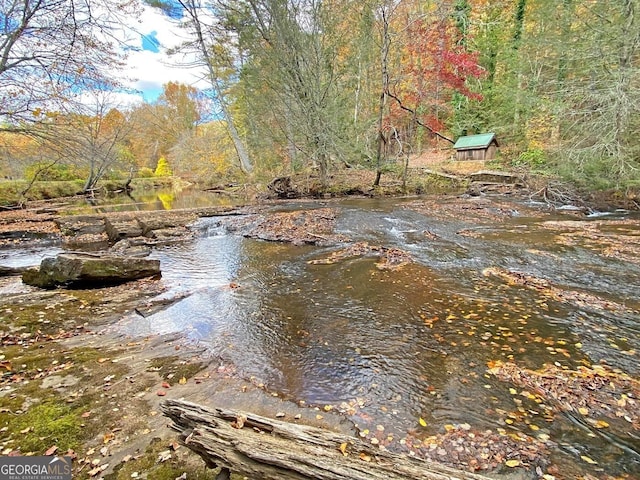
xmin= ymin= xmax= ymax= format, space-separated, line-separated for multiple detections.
xmin=116 ymin=4 xmax=208 ymax=105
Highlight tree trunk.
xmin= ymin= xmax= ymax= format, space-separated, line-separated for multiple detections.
xmin=182 ymin=0 xmax=253 ymax=174
xmin=374 ymin=5 xmax=391 ymax=188
xmin=162 ymin=399 xmax=493 ymax=480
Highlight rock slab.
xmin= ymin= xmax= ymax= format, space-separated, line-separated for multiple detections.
xmin=22 ymin=253 xmax=161 ymax=289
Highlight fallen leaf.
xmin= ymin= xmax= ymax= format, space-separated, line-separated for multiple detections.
xmin=156 ymin=390 xmax=166 ymax=396
xmin=157 ymin=450 xmax=172 ymax=462
xmin=580 ymin=455 xmax=597 ymax=464
xmin=275 ymin=412 xmax=285 ymax=418
xmin=359 ymin=453 xmax=372 ymax=462
xmin=419 ymin=417 xmax=427 ymax=427
xmin=178 ymin=376 xmax=187 ymax=385
xmin=505 ymin=459 xmax=520 ymax=467
xmin=339 ymin=442 xmax=348 ymax=456
xmin=231 ymin=415 xmax=246 ymax=429
xmin=161 ymin=382 xmax=171 ymax=389
xmin=45 ymin=445 xmax=58 ymax=456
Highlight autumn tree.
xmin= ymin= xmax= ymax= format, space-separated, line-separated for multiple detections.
xmin=147 ymin=0 xmax=253 ymax=174
xmin=125 ymin=82 xmax=205 ymax=174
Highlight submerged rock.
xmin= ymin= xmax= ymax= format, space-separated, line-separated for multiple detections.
xmin=22 ymin=252 xmax=161 ymax=289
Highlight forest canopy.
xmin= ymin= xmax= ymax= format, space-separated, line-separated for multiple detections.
xmin=1 ymin=0 xmax=638 ymax=191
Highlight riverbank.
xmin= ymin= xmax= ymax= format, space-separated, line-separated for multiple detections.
xmin=2 ymin=158 xmax=638 ymax=213
xmin=0 ymin=273 xmax=358 ymax=480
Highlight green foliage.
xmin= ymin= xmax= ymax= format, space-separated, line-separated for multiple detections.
xmin=512 ymin=149 xmax=547 ymax=170
xmin=154 ymin=157 xmax=173 ymax=177
xmin=137 ymin=167 xmax=155 ymax=178
xmin=25 ymin=162 xmax=82 ymax=182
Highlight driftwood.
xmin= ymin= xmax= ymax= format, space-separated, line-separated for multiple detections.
xmin=162 ymin=399 xmax=492 ymax=480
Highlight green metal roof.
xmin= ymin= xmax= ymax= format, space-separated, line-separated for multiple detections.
xmin=453 ymin=133 xmax=497 ymax=150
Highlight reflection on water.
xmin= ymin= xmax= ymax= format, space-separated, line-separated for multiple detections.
xmin=116 ymin=198 xmax=640 ymax=478
xmin=62 ymin=187 xmax=244 ymax=214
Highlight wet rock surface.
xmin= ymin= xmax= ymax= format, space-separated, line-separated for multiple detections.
xmin=22 ymin=252 xmax=161 ymax=288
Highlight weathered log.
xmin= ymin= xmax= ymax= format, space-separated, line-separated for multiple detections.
xmin=162 ymin=399 xmax=492 ymax=480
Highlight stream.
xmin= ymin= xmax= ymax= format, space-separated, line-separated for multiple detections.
xmin=3 ymin=193 xmax=640 ymax=478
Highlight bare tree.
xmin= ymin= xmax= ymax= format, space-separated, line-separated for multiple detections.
xmin=0 ymin=0 xmax=137 ymax=127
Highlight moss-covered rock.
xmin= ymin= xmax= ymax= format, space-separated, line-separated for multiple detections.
xmin=22 ymin=253 xmax=161 ymax=289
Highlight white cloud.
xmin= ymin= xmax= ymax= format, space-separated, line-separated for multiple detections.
xmin=116 ymin=5 xmax=210 ymax=105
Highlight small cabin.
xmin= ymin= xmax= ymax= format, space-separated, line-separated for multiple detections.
xmin=453 ymin=133 xmax=499 ymax=161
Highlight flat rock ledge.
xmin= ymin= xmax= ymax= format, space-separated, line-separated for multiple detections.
xmin=22 ymin=252 xmax=161 ymax=289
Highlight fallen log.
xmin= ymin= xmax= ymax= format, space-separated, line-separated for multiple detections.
xmin=162 ymin=399 xmax=493 ymax=480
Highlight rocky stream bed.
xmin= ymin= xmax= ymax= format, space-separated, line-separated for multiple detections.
xmin=0 ymin=193 xmax=638 ymax=480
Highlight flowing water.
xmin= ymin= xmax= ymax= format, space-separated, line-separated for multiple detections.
xmin=116 ymin=196 xmax=640 ymax=478
xmin=4 ymin=193 xmax=639 ymax=477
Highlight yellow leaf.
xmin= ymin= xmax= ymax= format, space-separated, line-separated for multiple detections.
xmin=505 ymin=459 xmax=520 ymax=467
xmin=339 ymin=442 xmax=348 ymax=456
xmin=578 ymin=407 xmax=589 ymax=416
xmin=419 ymin=417 xmax=427 ymax=427
xmin=359 ymin=453 xmax=372 ymax=462
xmin=581 ymin=455 xmax=597 ymax=464
xmin=529 ymin=424 xmax=540 ymax=431
xmin=444 ymin=424 xmax=455 ymax=432
xmin=179 ymin=376 xmax=187 ymax=385
xmin=509 ymin=388 xmax=517 ymax=395
xmin=594 ymin=420 xmax=609 ymax=429
xmin=543 ymin=475 xmax=556 ymax=480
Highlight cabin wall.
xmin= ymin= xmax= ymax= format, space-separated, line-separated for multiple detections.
xmin=456 ymin=148 xmax=487 ymax=161
xmin=455 ymin=142 xmax=498 ymax=161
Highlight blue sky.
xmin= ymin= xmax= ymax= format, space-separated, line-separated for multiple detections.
xmin=118 ymin=5 xmax=206 ymax=105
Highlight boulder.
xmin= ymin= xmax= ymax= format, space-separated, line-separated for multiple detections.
xmin=104 ymin=217 xmax=143 ymax=242
xmin=22 ymin=252 xmax=161 ymax=289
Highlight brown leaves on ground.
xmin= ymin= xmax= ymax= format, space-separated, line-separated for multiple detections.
xmin=243 ymin=208 xmax=348 ymax=246
xmin=308 ymin=241 xmax=413 ymax=270
xmin=0 ymin=208 xmax=60 ymax=246
xmin=396 ymin=424 xmax=551 ymax=473
xmin=488 ymin=360 xmax=639 ymax=430
xmin=483 ymin=267 xmax=637 ymax=314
